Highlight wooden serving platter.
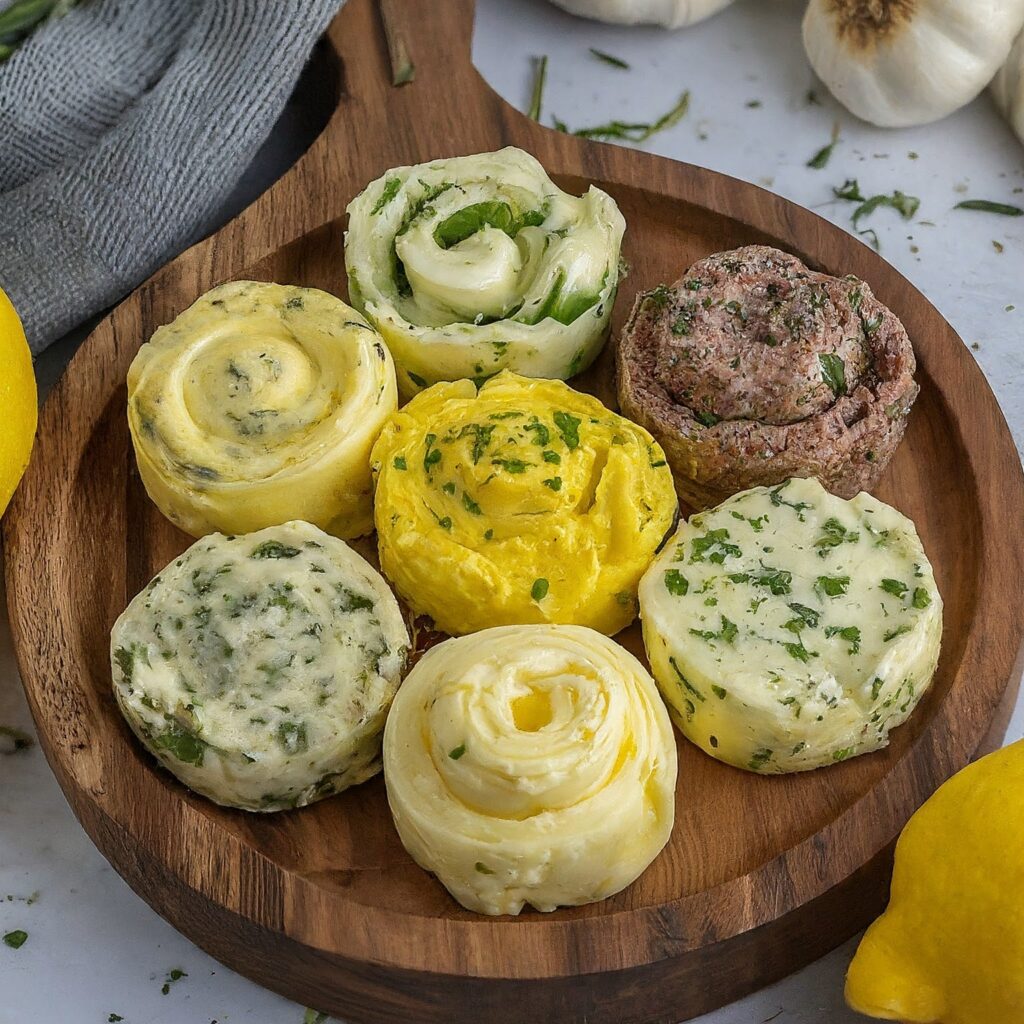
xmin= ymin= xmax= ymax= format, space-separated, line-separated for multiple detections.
xmin=6 ymin=2 xmax=1024 ymax=1022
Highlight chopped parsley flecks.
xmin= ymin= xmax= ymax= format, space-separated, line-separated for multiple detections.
xmin=807 ymin=123 xmax=840 ymax=169
xmin=816 ymin=574 xmax=851 ymax=598
xmin=815 ymin=517 xmax=859 ymax=554
xmin=769 ymin=483 xmax=812 ymax=521
xmin=884 ymin=624 xmax=912 ymax=642
xmin=542 ymin=476 xmax=562 ymax=491
xmin=664 ymin=569 xmax=689 ymax=596
xmin=556 ymin=90 xmax=690 ymax=144
xmin=448 ymin=744 xmax=466 ymax=760
xmin=251 ymin=540 xmax=301 ymax=559
xmin=912 ymin=587 xmax=932 ymax=609
xmin=954 ymin=199 xmax=1024 ymax=217
xmin=462 ymin=493 xmax=482 ymax=515
xmin=531 ymin=578 xmax=550 ymax=601
xmin=3 ymin=930 xmax=27 ymax=949
xmin=748 ymin=748 xmax=773 ymax=771
xmin=589 ymin=47 xmax=630 ymax=70
xmin=880 ymin=578 xmax=908 ymax=598
xmin=818 ymin=353 xmax=846 ymax=397
xmin=825 ymin=624 xmax=862 ymax=654
xmin=160 ymin=968 xmax=187 ymax=995
xmin=669 ymin=656 xmax=705 ymax=703
xmin=371 ymin=176 xmax=401 ymax=215
xmin=528 ymin=54 xmax=547 ymax=122
xmin=690 ymin=615 xmax=738 ymax=645
xmin=690 ymin=528 xmax=741 ymax=564
xmin=553 ymin=410 xmax=581 ymax=449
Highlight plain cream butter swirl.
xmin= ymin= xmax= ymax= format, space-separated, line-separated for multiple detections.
xmin=383 ymin=625 xmax=678 ymax=916
xmin=128 ymin=280 xmax=397 ymax=539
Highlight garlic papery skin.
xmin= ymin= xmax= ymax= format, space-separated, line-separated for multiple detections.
xmin=803 ymin=0 xmax=1024 ymax=128
xmin=548 ymin=0 xmax=734 ymax=29
xmin=993 ymin=29 xmax=1024 ymax=144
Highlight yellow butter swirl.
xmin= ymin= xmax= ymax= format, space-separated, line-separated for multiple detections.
xmin=370 ymin=372 xmax=678 ymax=636
xmin=127 ymin=281 xmax=397 ymax=538
xmin=383 ymin=624 xmax=678 ymax=915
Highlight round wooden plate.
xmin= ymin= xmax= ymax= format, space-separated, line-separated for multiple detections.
xmin=6 ymin=2 xmax=1024 ymax=1022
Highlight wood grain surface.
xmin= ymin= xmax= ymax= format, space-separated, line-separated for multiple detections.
xmin=5 ymin=1 xmax=1024 ymax=1022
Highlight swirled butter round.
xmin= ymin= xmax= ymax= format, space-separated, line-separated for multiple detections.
xmin=345 ymin=147 xmax=625 ymax=397
xmin=383 ymin=625 xmax=678 ymax=915
xmin=638 ymin=477 xmax=942 ymax=774
xmin=127 ymin=281 xmax=398 ymax=539
xmin=370 ymin=371 xmax=678 ymax=636
xmin=110 ymin=521 xmax=410 ymax=811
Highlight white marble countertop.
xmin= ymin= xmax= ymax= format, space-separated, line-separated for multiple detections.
xmin=2 ymin=1 xmax=1022 ymax=1022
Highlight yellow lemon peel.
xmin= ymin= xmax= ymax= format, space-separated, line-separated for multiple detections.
xmin=847 ymin=739 xmax=1024 ymax=1023
xmin=0 ymin=288 xmax=36 ymax=518
xmin=370 ymin=371 xmax=678 ymax=636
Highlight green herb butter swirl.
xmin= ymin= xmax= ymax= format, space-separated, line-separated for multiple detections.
xmin=344 ymin=147 xmax=625 ymax=397
xmin=638 ymin=477 xmax=942 ymax=773
xmin=110 ymin=521 xmax=410 ymax=811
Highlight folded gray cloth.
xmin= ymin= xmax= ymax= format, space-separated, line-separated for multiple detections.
xmin=0 ymin=0 xmax=342 ymax=353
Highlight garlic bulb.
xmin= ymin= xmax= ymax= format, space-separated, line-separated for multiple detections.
xmin=803 ymin=0 xmax=1024 ymax=128
xmin=547 ymin=0 xmax=734 ymax=29
xmin=993 ymin=29 xmax=1024 ymax=144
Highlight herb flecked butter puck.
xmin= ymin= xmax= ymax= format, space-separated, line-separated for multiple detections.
xmin=110 ymin=521 xmax=410 ymax=811
xmin=638 ymin=477 xmax=942 ymax=773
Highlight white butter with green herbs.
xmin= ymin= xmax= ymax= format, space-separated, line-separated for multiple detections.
xmin=638 ymin=477 xmax=942 ymax=773
xmin=110 ymin=521 xmax=409 ymax=811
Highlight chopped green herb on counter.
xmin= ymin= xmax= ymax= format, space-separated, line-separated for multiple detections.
xmin=528 ymin=55 xmax=547 ymax=122
xmin=589 ymin=47 xmax=629 ymax=69
xmin=2 ymin=929 xmax=27 ymax=949
xmin=303 ymin=1010 xmax=330 ymax=1024
xmin=108 ymin=1015 xmax=124 ymax=1023
xmin=954 ymin=200 xmax=1024 ymax=217
xmin=833 ymin=178 xmax=920 ymax=228
xmin=555 ymin=90 xmax=690 ymax=144
xmin=807 ymin=122 xmax=840 ymax=170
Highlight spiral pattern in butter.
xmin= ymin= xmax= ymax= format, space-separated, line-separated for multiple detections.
xmin=370 ymin=371 xmax=678 ymax=636
xmin=345 ymin=147 xmax=625 ymax=397
xmin=127 ymin=281 xmax=398 ymax=539
xmin=383 ymin=625 xmax=678 ymax=915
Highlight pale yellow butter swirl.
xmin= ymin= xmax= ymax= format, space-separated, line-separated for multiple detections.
xmin=384 ymin=625 xmax=678 ymax=916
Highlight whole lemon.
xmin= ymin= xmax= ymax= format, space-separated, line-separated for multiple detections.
xmin=846 ymin=739 xmax=1024 ymax=1023
xmin=0 ymin=289 xmax=36 ymax=518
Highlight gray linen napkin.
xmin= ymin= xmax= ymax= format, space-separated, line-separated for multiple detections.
xmin=0 ymin=0 xmax=343 ymax=353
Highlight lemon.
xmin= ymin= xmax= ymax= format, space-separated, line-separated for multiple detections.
xmin=0 ymin=288 xmax=36 ymax=518
xmin=846 ymin=739 xmax=1024 ymax=1023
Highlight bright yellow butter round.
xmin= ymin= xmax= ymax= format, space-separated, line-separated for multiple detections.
xmin=846 ymin=739 xmax=1024 ymax=1023
xmin=128 ymin=281 xmax=397 ymax=539
xmin=370 ymin=371 xmax=678 ymax=636
xmin=383 ymin=624 xmax=678 ymax=915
